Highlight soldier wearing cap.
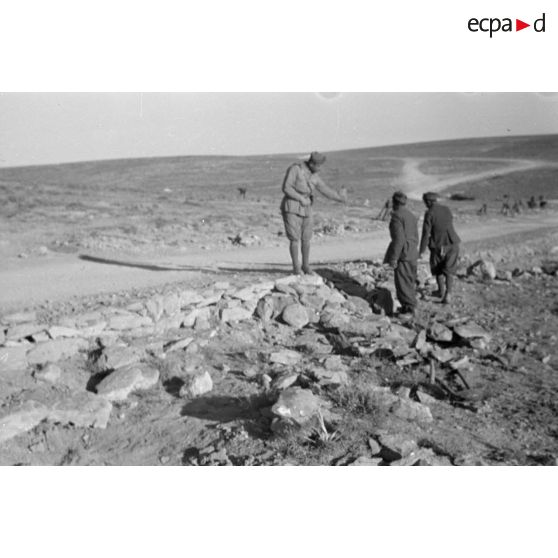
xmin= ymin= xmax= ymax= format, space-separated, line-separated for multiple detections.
xmin=280 ymin=152 xmax=347 ymax=275
xmin=383 ymin=191 xmax=419 ymax=315
xmin=419 ymin=192 xmax=461 ymax=304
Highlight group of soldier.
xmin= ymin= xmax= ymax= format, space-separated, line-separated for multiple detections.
xmin=496 ymin=194 xmax=547 ymax=216
xmin=279 ymin=152 xmax=460 ymax=316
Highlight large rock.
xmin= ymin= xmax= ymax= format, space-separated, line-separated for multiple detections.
xmin=255 ymin=297 xmax=274 ymax=322
xmin=454 ymin=323 xmax=492 ymax=342
xmin=179 ymin=371 xmax=213 ymax=397
xmin=95 ymin=365 xmax=159 ymax=401
xmin=428 ymin=323 xmax=454 ymax=343
xmin=271 ymin=387 xmax=324 ymax=426
xmin=270 ymin=350 xmax=302 ymax=366
xmin=47 ymin=391 xmax=113 ymax=428
xmin=107 ymin=314 xmax=153 ymax=331
xmin=344 ymin=296 xmax=372 ymax=315
xmin=0 ymin=400 xmax=48 ymax=444
xmin=281 ymin=304 xmax=309 ymax=329
xmin=96 ymin=345 xmax=143 ymax=372
xmin=299 ymin=294 xmax=326 ymax=311
xmin=27 ymin=338 xmax=88 ymax=365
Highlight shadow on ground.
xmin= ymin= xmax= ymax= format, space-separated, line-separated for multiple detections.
xmin=79 ymin=254 xmax=219 ymax=273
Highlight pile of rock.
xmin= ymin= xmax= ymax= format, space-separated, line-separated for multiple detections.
xmin=1 ymin=267 xmax=492 ymax=457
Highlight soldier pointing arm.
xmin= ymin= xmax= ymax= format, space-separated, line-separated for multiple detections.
xmin=280 ymin=152 xmax=347 ymax=275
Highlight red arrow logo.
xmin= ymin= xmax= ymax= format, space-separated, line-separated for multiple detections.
xmin=516 ymin=19 xmax=530 ymax=31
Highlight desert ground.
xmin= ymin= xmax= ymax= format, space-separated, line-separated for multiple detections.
xmin=0 ymin=134 xmax=557 ymax=465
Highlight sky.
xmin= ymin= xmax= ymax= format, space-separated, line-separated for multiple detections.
xmin=1 ymin=92 xmax=558 ymax=168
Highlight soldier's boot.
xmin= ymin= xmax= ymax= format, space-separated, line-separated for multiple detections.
xmin=301 ymin=240 xmax=313 ymax=274
xmin=442 ymin=275 xmax=453 ymax=304
xmin=289 ymin=240 xmax=302 ymax=275
xmin=432 ymin=275 xmax=446 ymax=299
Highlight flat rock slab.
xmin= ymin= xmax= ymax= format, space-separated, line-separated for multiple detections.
xmin=220 ymin=307 xmax=254 ymax=323
xmin=6 ymin=323 xmax=45 ymax=341
xmin=0 ymin=400 xmax=48 ymax=444
xmin=96 ymin=345 xmax=143 ymax=372
xmin=270 ymin=350 xmax=302 ymax=366
xmin=48 ymin=391 xmax=113 ymax=428
xmin=27 ymin=338 xmax=88 ymax=365
xmin=107 ymin=314 xmax=153 ymax=331
xmin=48 ymin=326 xmax=82 ymax=339
xmin=454 ymin=323 xmax=492 ymax=341
xmin=165 ymin=337 xmax=194 ymax=353
xmin=96 ymin=365 xmax=160 ymax=401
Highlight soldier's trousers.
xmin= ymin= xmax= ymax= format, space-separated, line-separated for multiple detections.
xmin=394 ymin=260 xmax=417 ymax=309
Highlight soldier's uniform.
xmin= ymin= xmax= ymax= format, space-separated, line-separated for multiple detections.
xmin=384 ymin=204 xmax=419 ymax=312
xmin=280 ymin=162 xmax=318 ymax=242
xmin=419 ymin=202 xmax=461 ymax=277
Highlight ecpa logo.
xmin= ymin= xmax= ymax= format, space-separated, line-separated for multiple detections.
xmin=468 ymin=12 xmax=546 ymax=37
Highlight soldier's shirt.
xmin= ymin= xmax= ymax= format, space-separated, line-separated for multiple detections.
xmin=280 ymin=162 xmax=327 ymax=217
xmin=419 ymin=204 xmax=461 ymax=254
xmin=384 ymin=207 xmax=419 ymax=266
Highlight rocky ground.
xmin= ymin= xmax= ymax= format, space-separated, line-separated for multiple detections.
xmin=1 ymin=229 xmax=557 ymax=466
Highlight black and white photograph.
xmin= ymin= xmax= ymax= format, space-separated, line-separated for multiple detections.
xmin=1 ymin=92 xmax=557 ymax=466
xmin=1 ymin=1 xmax=557 ymax=556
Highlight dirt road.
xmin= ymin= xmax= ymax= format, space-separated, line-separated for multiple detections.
xmin=1 ymin=212 xmax=557 ymax=312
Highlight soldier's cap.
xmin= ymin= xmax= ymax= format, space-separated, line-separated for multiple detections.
xmin=392 ymin=191 xmax=407 ymax=205
xmin=423 ymin=192 xmax=438 ymax=202
xmin=308 ymin=151 xmax=327 ymax=165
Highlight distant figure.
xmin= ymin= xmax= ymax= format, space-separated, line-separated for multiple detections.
xmin=280 ymin=152 xmax=347 ymax=275
xmin=511 ymin=200 xmax=521 ymax=216
xmin=527 ymin=195 xmax=537 ymax=210
xmin=377 ymin=198 xmax=392 ymax=221
xmin=500 ymin=194 xmax=511 ymax=216
xmin=238 ymin=187 xmax=247 ymax=199
xmin=419 ymin=192 xmax=461 ymax=305
xmin=477 ymin=203 xmax=488 ymax=216
xmin=383 ymin=191 xmax=419 ymax=316
xmin=539 ymin=195 xmax=548 ymax=210
xmin=363 ymin=198 xmax=370 ymax=207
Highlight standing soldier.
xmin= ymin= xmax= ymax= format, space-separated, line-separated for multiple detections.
xmin=419 ymin=192 xmax=461 ymax=305
xmin=280 ymin=152 xmax=347 ymax=275
xmin=383 ymin=191 xmax=419 ymax=316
